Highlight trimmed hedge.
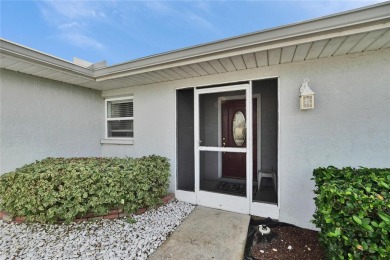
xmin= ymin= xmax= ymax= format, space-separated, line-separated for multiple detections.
xmin=312 ymin=167 xmax=389 ymax=259
xmin=0 ymin=155 xmax=170 ymax=223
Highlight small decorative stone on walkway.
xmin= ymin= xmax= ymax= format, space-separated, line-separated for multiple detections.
xmin=0 ymin=201 xmax=195 ymax=260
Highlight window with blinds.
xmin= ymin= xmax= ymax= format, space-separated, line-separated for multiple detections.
xmin=106 ymin=97 xmax=133 ymax=138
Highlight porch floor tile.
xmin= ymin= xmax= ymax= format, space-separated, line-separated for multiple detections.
xmin=149 ymin=206 xmax=250 ymax=260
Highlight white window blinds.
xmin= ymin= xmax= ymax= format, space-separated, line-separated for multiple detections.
xmin=108 ymin=99 xmax=133 ymax=118
xmin=106 ymin=98 xmax=133 ymax=138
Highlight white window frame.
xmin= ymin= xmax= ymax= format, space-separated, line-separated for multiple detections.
xmin=104 ymin=96 xmax=134 ymax=141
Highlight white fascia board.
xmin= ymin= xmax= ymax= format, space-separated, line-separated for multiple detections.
xmin=0 ymin=39 xmax=94 ymax=80
xmin=94 ymin=2 xmax=390 ymax=81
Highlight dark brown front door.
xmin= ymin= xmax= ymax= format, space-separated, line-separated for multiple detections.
xmin=221 ymin=99 xmax=257 ymax=179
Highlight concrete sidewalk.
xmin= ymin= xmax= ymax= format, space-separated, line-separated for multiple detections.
xmin=149 ymin=206 xmax=250 ymax=260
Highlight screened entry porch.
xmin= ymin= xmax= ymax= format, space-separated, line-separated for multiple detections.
xmin=176 ymin=78 xmax=278 ymax=214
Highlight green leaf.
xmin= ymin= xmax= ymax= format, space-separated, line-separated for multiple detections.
xmin=362 ymin=241 xmax=368 ymax=250
xmin=378 ymin=212 xmax=389 ymax=222
xmin=362 ymin=218 xmax=370 ymax=226
xmin=362 ymin=223 xmax=374 ymax=232
xmin=353 ymin=215 xmax=362 ymax=225
xmin=371 ymin=221 xmax=379 ymax=227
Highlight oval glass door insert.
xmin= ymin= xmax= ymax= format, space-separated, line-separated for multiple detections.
xmin=232 ymin=111 xmax=246 ymax=146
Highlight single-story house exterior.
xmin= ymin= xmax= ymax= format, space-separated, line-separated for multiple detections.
xmin=1 ymin=3 xmax=389 ymax=229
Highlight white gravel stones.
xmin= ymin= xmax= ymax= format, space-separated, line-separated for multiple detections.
xmin=0 ymin=200 xmax=195 ymax=260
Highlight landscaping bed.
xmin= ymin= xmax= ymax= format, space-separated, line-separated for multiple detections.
xmin=244 ymin=218 xmax=325 ymax=260
xmin=0 ymin=200 xmax=195 ymax=259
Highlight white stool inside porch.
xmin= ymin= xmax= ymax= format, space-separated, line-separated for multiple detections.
xmin=257 ymin=169 xmax=277 ymax=192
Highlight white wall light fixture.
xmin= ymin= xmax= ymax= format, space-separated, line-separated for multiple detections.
xmin=300 ymin=78 xmax=315 ymax=110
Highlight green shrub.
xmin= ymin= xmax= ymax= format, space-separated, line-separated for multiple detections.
xmin=312 ymin=167 xmax=389 ymax=259
xmin=0 ymin=155 xmax=170 ymax=223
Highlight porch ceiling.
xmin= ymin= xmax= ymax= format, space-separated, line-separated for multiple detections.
xmin=1 ymin=2 xmax=389 ymax=91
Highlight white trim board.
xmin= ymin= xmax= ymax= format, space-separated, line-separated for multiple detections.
xmin=175 ymin=190 xmax=196 ymax=204
xmin=197 ymin=190 xmax=249 ymax=214
xmin=194 ymin=83 xmax=251 ymax=213
xmin=104 ymin=96 xmax=134 ymax=141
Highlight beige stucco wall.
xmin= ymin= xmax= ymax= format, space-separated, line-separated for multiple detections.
xmin=0 ymin=69 xmax=104 ymax=174
xmin=102 ymin=48 xmax=390 ymax=229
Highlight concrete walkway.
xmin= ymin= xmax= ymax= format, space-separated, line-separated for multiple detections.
xmin=149 ymin=206 xmax=250 ymax=260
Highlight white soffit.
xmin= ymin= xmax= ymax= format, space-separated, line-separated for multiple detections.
xmin=0 ymin=40 xmax=95 ymax=87
xmin=94 ymin=27 xmax=390 ymax=90
xmin=1 ymin=2 xmax=390 ymax=90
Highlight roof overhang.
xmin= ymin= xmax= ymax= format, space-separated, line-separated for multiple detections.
xmin=1 ymin=2 xmax=390 ymax=91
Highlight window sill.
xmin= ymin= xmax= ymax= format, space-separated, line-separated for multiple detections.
xmin=100 ymin=139 xmax=134 ymax=145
